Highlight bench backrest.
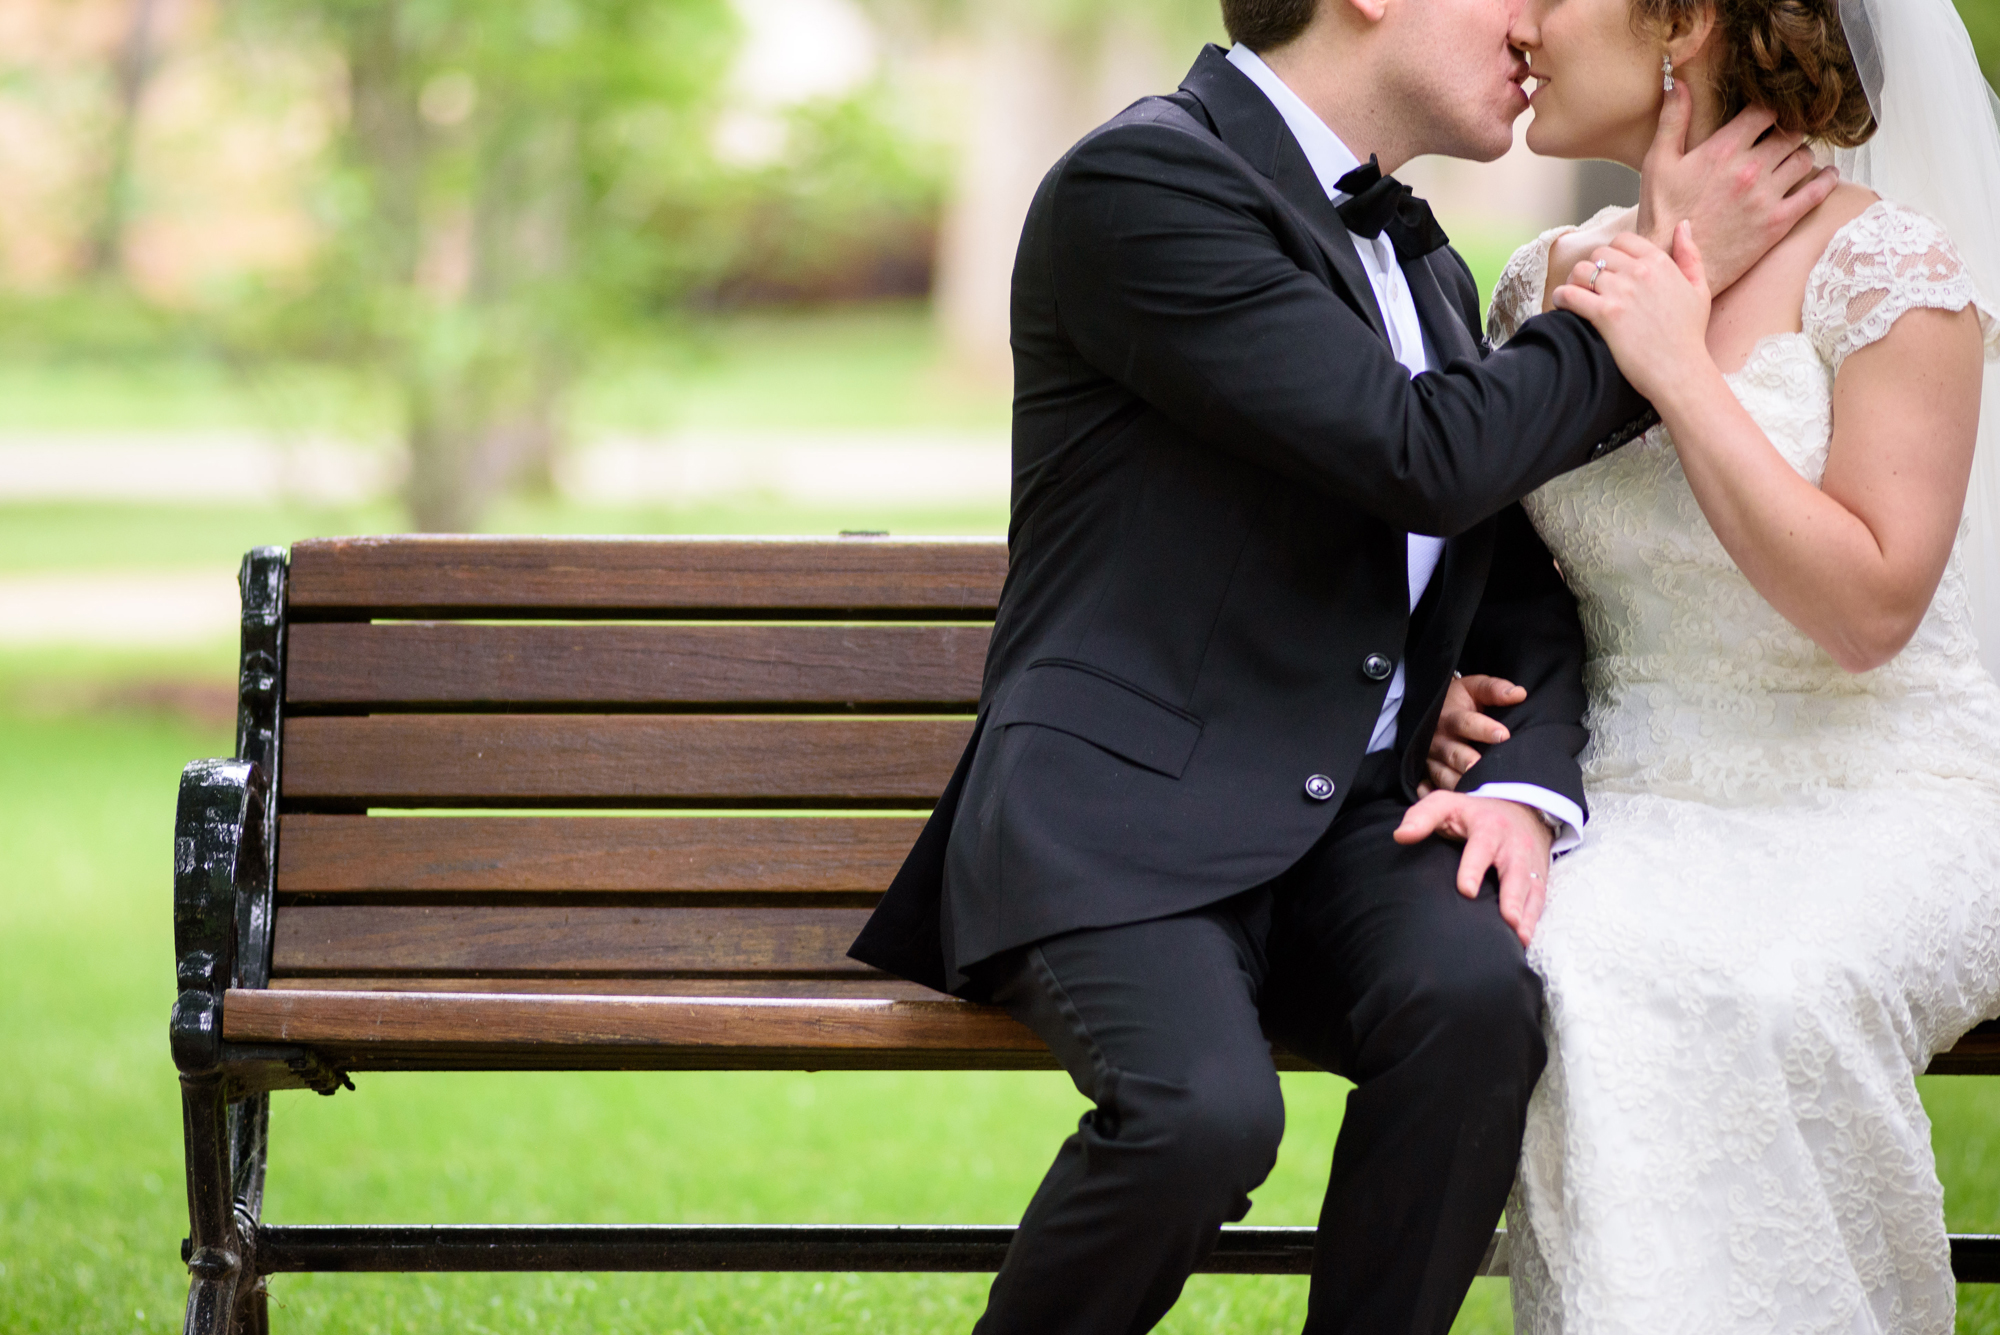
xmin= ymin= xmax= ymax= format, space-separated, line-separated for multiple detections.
xmin=267 ymin=536 xmax=1004 ymax=1001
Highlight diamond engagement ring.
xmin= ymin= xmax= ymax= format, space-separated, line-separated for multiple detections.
xmin=1587 ymin=258 xmax=1609 ymax=290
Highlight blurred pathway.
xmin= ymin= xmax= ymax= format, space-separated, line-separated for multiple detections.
xmin=0 ymin=569 xmax=241 ymax=647
xmin=0 ymin=430 xmax=1012 ymax=649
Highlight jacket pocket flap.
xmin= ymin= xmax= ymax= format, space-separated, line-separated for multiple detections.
xmin=990 ymin=661 xmax=1202 ymax=779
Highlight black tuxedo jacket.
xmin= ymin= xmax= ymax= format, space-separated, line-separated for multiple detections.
xmin=850 ymin=46 xmax=1653 ymax=995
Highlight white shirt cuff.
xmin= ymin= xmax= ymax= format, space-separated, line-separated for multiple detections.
xmin=1461 ymin=782 xmax=1585 ymax=855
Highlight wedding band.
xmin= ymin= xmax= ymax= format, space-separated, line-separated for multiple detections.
xmin=1587 ymin=259 xmax=1609 ymax=290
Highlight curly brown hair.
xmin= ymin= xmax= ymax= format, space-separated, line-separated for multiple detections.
xmin=1636 ymin=0 xmax=1876 ymax=146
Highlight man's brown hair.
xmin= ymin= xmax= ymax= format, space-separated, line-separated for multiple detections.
xmin=1221 ymin=0 xmax=1320 ymax=51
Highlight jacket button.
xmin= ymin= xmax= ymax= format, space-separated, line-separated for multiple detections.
xmin=1361 ymin=653 xmax=1394 ymax=682
xmin=1305 ymin=774 xmax=1336 ymax=802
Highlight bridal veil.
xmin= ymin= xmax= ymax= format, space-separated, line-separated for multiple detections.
xmin=1834 ymin=0 xmax=2000 ymax=677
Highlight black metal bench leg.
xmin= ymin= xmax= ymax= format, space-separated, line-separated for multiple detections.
xmin=230 ymin=1094 xmax=271 ymax=1333
xmin=234 ymin=1284 xmax=270 ymax=1335
xmin=181 ymin=1074 xmax=248 ymax=1335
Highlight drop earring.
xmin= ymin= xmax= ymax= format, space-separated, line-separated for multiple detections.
xmin=1662 ymin=54 xmax=1675 ymax=92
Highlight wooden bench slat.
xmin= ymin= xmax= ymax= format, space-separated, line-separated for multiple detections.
xmin=272 ymin=905 xmax=878 ymax=976
xmin=278 ymin=815 xmax=926 ymax=894
xmin=223 ymin=989 xmax=1048 ymax=1058
xmin=287 ymin=624 xmax=989 ymax=709
xmin=219 ymin=990 xmax=1329 ymax=1073
xmin=1926 ymin=1021 xmax=2000 ymax=1074
xmin=281 ymin=716 xmax=973 ymax=807
xmin=225 ymin=989 xmax=2000 ymax=1077
xmin=287 ymin=537 xmax=1009 ymax=617
xmin=220 ymin=987 xmax=2000 ymax=1078
xmin=267 ymin=976 xmax=946 ymax=1000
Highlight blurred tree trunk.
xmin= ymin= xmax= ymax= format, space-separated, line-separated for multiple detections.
xmin=249 ymin=0 xmax=728 ymax=532
xmin=468 ymin=117 xmax=581 ymax=503
xmin=931 ymin=9 xmax=1177 ymax=383
xmin=932 ymin=15 xmax=1085 ymax=384
xmin=84 ymin=0 xmax=168 ymax=277
xmin=340 ymin=3 xmax=581 ymax=531
xmin=1574 ymin=159 xmax=1639 ymax=219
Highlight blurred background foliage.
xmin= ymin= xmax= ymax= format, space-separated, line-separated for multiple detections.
xmin=1 ymin=0 xmax=1989 ymax=532
xmin=0 ymin=0 xmax=987 ymax=529
xmin=230 ymin=0 xmax=742 ymax=529
xmin=1964 ymin=0 xmax=2000 ymax=85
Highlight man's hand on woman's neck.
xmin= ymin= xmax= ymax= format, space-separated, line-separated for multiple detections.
xmin=1631 ymin=78 xmax=1838 ymax=293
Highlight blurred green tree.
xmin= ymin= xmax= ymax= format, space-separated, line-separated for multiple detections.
xmin=667 ymin=87 xmax=948 ymax=308
xmin=236 ymin=0 xmax=737 ymax=531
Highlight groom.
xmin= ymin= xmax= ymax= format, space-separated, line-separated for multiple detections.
xmin=851 ymin=0 xmax=1836 ymax=1330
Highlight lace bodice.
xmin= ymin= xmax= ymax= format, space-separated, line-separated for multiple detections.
xmin=1488 ymin=200 xmax=2000 ymax=805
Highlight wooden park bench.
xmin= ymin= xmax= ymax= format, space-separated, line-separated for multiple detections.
xmin=170 ymin=534 xmax=2000 ymax=1333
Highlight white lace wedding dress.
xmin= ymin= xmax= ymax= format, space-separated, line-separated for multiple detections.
xmin=1487 ymin=200 xmax=2000 ymax=1334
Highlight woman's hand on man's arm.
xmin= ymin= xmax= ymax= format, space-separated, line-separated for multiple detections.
xmin=1421 ymin=673 xmax=1527 ymax=796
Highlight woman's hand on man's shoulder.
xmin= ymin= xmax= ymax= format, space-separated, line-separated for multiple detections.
xmin=1543 ymin=214 xmax=1636 ymax=313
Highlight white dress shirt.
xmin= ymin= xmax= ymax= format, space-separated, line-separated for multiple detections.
xmin=1228 ymin=44 xmax=1583 ymax=850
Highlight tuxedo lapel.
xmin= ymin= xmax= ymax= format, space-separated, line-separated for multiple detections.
xmin=1272 ymin=138 xmax=1388 ymax=340
xmin=1177 ymin=46 xmax=1388 ymax=342
xmin=1404 ymin=252 xmax=1480 ymax=367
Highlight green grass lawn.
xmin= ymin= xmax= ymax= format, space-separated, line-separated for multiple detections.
xmin=6 ymin=666 xmax=2000 ymax=1333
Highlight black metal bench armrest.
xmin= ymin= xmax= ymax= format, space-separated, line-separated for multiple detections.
xmin=171 ymin=547 xmax=289 ymax=1082
xmin=171 ymin=759 xmax=269 ymax=1077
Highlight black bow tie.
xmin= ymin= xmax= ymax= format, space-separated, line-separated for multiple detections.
xmin=1334 ymin=156 xmax=1450 ymax=263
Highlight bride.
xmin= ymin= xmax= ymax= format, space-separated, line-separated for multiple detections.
xmin=1427 ymin=0 xmax=2000 ymax=1327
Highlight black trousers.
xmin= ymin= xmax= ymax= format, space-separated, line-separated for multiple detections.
xmin=970 ymin=754 xmax=1547 ymax=1335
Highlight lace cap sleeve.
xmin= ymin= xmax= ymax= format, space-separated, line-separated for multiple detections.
xmin=1804 ymin=200 xmax=2000 ymax=375
xmin=1485 ymin=207 xmax=1630 ymax=348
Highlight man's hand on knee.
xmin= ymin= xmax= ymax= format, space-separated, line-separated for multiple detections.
xmin=1394 ymin=794 xmax=1554 ymax=948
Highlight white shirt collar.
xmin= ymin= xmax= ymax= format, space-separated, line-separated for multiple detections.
xmin=1226 ymin=44 xmax=1366 ymax=202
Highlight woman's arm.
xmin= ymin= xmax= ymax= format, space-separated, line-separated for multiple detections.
xmin=1554 ymin=228 xmax=1984 ymax=672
